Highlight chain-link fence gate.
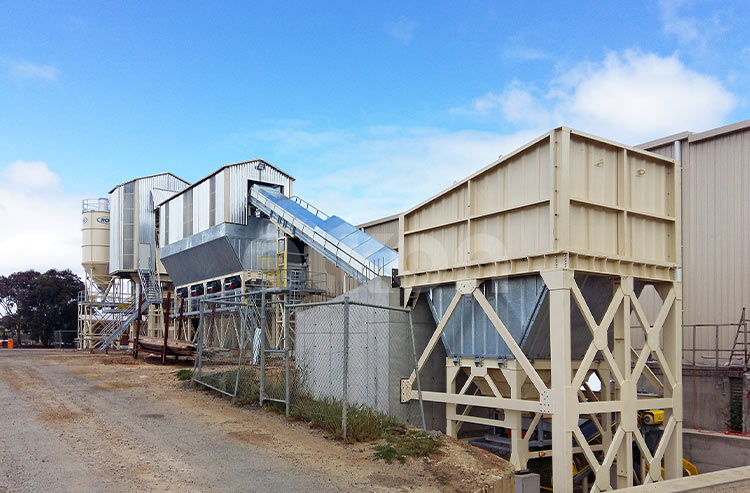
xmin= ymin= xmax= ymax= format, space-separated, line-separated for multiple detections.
xmin=192 ymin=291 xmax=274 ymax=405
xmin=191 ymin=292 xmax=425 ymax=441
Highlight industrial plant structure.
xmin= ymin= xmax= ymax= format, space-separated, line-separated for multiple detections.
xmin=78 ymin=120 xmax=750 ymax=492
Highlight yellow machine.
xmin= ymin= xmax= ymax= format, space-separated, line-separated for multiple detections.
xmin=639 ymin=409 xmax=665 ymax=426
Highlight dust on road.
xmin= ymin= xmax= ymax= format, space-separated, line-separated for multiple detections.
xmin=0 ymin=350 xmax=513 ymax=492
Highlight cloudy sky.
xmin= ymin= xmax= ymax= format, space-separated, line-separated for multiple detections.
xmin=1 ymin=1 xmax=748 ymax=276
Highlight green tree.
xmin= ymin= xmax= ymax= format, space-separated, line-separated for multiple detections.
xmin=0 ymin=270 xmax=82 ymax=346
xmin=0 ymin=270 xmax=40 ymax=342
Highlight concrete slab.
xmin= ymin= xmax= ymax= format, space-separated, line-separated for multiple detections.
xmin=619 ymin=465 xmax=750 ymax=492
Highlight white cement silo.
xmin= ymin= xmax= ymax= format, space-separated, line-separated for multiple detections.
xmin=82 ymin=198 xmax=111 ymax=291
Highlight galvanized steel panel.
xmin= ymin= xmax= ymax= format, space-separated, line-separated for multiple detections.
xmin=431 ymin=273 xmax=613 ymax=359
xmin=194 ymin=180 xmax=210 ymax=233
xmin=160 ymin=220 xmax=276 ymax=286
xmin=168 ymin=194 xmax=183 ymax=244
xmin=137 ymin=174 xmax=189 ymax=252
xmin=159 ymin=162 xmax=290 ymax=245
xmin=228 ymin=161 xmax=293 ymax=225
xmin=215 ymin=171 xmax=225 ymax=225
xmin=109 ymin=186 xmax=123 ymax=272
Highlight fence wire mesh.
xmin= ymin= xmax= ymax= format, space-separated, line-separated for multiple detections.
xmin=291 ymin=298 xmax=424 ymax=441
xmin=191 ymin=293 xmax=424 ymax=441
xmin=192 ymin=293 xmax=272 ymax=405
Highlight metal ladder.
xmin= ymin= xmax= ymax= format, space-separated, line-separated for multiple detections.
xmin=727 ymin=307 xmax=749 ymax=369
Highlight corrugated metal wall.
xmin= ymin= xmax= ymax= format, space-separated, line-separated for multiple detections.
xmin=160 ymin=162 xmax=292 ymax=247
xmin=644 ymin=127 xmax=750 ymax=362
xmin=138 ymin=174 xmax=189 ymax=252
xmin=227 ymin=162 xmax=293 ymax=225
xmin=109 ymin=173 xmax=188 ymax=273
xmin=109 ymin=186 xmax=122 ymax=272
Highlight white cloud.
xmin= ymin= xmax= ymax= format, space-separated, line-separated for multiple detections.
xmin=0 ymin=161 xmax=82 ymax=277
xmin=233 ymin=52 xmax=736 ymax=225
xmin=236 ymin=126 xmax=540 ymax=224
xmin=502 ymin=39 xmax=547 ymax=61
xmin=5 ymin=160 xmax=61 ymax=189
xmin=468 ymin=50 xmax=736 ymax=143
xmin=657 ymin=0 xmax=731 ymax=53
xmin=8 ymin=59 xmax=58 ymax=81
xmin=472 ymin=81 xmax=553 ymax=128
xmin=384 ymin=16 xmax=418 ymax=45
xmin=658 ymin=0 xmax=699 ymax=44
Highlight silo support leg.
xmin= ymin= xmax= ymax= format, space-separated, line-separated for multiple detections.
xmin=615 ymin=277 xmax=634 ymax=489
xmin=542 ymin=269 xmax=574 ymax=493
xmin=445 ymin=365 xmax=461 ymax=438
xmin=501 ymin=360 xmax=529 ymax=469
xmin=659 ymin=281 xmax=683 ymax=480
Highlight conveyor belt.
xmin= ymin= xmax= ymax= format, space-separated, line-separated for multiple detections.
xmin=249 ymin=185 xmax=398 ymax=284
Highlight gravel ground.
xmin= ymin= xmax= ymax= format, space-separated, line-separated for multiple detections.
xmin=0 ymin=350 xmax=513 ymax=493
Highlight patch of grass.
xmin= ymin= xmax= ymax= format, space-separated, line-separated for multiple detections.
xmin=190 ymin=364 xmax=443 ymax=463
xmin=175 ymin=369 xmax=193 ymax=381
xmin=290 ymin=394 xmax=403 ymax=442
xmin=373 ymin=430 xmax=442 ymax=464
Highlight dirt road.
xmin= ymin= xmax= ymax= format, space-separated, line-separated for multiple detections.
xmin=0 ymin=350 xmax=512 ymax=493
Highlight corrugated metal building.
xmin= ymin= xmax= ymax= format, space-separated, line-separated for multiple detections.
xmin=109 ymin=173 xmax=190 ymax=275
xmin=158 ymin=159 xmax=294 ymax=287
xmin=639 ymin=119 xmax=750 ymax=362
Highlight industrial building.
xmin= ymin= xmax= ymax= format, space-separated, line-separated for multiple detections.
xmin=78 ymin=120 xmax=750 ymax=492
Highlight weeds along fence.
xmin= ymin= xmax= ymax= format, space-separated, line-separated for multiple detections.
xmin=191 ymin=293 xmax=426 ymax=441
xmin=290 ymin=298 xmax=425 ymax=440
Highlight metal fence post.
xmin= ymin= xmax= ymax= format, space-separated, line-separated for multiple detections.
xmin=284 ymin=302 xmax=291 ymax=417
xmin=260 ymin=290 xmax=266 ymax=406
xmin=232 ymin=304 xmax=247 ymax=404
xmin=715 ymin=324 xmax=719 ymax=370
xmin=408 ymin=310 xmax=427 ymax=431
xmin=192 ymin=301 xmax=205 ymax=386
xmin=342 ymin=296 xmax=349 ymax=441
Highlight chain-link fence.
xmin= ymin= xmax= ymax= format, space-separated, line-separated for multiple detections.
xmin=53 ymin=330 xmax=78 ymax=348
xmin=192 ymin=292 xmax=271 ymax=405
xmin=290 ymin=297 xmax=425 ymax=441
xmin=191 ymin=292 xmax=425 ymax=441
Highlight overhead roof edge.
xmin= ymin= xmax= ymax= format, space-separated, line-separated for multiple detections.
xmin=108 ymin=172 xmax=189 ymax=194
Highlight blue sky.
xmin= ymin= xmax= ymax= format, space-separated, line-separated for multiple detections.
xmin=1 ymin=1 xmax=748 ymax=274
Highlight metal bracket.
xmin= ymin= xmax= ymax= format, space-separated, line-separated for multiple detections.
xmin=400 ymin=378 xmax=411 ymax=403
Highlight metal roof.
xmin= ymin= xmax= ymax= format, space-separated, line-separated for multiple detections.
xmin=155 ymin=158 xmax=294 ymax=207
xmin=689 ymin=118 xmax=750 ymax=143
xmin=638 ymin=119 xmax=750 ymax=149
xmin=150 ymin=188 xmax=182 ymax=210
xmin=108 ymin=172 xmax=189 ymax=194
xmin=637 ymin=131 xmax=692 ymax=150
xmin=357 ymin=213 xmax=400 ymax=229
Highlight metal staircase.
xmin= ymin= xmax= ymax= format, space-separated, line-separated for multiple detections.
xmin=138 ymin=266 xmax=162 ymax=304
xmin=95 ymin=300 xmax=149 ymax=350
xmin=138 ymin=243 xmax=163 ymax=305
